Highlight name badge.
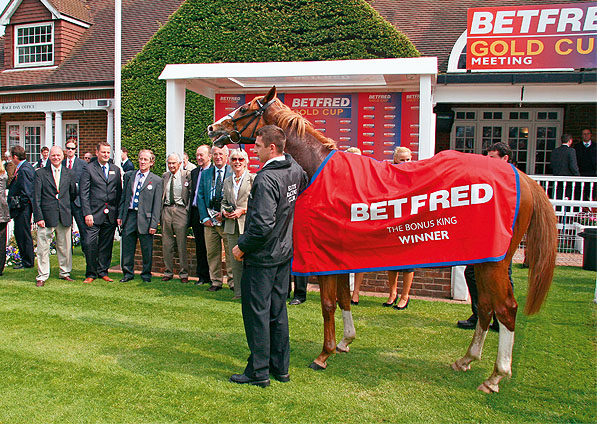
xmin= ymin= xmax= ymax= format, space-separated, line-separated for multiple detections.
xmin=103 ymin=208 xmax=110 ymax=214
xmin=184 ymin=181 xmax=189 ymax=187
xmin=109 ymin=171 xmax=116 ymax=175
xmin=147 ymin=184 xmax=153 ymax=190
xmin=55 ymin=194 xmax=60 ymax=200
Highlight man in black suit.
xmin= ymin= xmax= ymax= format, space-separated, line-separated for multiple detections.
xmin=551 ymin=134 xmax=580 ymax=200
xmin=121 ymin=148 xmax=135 ymax=172
xmin=80 ymin=142 xmax=122 ymax=284
xmin=189 ymin=145 xmax=212 ymax=286
xmin=63 ymin=139 xmax=89 ymax=254
xmin=33 ymin=146 xmax=77 ymax=287
xmin=7 ymin=145 xmax=35 ymax=269
xmin=575 ymin=128 xmax=597 ymax=201
xmin=118 ymin=149 xmax=162 ymax=283
xmin=35 ymin=146 xmax=50 ymax=169
xmin=197 ymin=145 xmax=234 ymax=292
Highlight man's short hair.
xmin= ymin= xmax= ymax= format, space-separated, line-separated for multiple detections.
xmin=122 ymin=147 xmax=128 ymax=154
xmin=561 ymin=134 xmax=573 ymax=144
xmin=66 ymin=138 xmax=77 ymax=148
xmin=345 ymin=147 xmax=361 ymax=155
xmin=255 ymin=125 xmax=286 ymax=154
xmin=41 ymin=146 xmax=49 ymax=153
xmin=96 ymin=141 xmax=111 ymax=151
xmin=211 ymin=144 xmax=229 ymax=155
xmin=139 ymin=149 xmax=155 ymax=162
xmin=487 ymin=142 xmax=512 ymax=161
xmin=168 ymin=152 xmax=182 ymax=163
xmin=10 ymin=145 xmax=26 ymax=160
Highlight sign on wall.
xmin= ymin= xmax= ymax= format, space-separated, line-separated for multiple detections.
xmin=215 ymin=91 xmax=419 ymax=170
xmin=467 ymin=2 xmax=597 ymax=70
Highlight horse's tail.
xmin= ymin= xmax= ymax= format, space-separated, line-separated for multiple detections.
xmin=523 ymin=174 xmax=557 ymax=315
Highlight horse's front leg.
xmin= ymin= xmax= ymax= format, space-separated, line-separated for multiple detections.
xmin=336 ymin=273 xmax=355 ymax=353
xmin=452 ymin=321 xmax=489 ymax=371
xmin=310 ymin=275 xmax=337 ymax=370
xmin=478 ymin=322 xmax=515 ymax=393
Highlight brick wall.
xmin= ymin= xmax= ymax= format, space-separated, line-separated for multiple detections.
xmin=563 ymin=104 xmax=596 ymax=141
xmin=138 ymin=234 xmax=453 ymax=298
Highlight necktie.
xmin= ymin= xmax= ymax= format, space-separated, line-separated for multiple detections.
xmin=102 ymin=165 xmax=108 ymax=180
xmin=169 ymin=174 xmax=175 ymax=205
xmin=132 ymin=173 xmax=144 ymax=210
xmin=68 ymin=159 xmax=72 ymax=169
xmin=214 ymin=169 xmax=223 ymax=201
xmin=54 ymin=168 xmax=60 ymax=191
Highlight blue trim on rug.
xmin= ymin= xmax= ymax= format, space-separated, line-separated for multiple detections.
xmin=308 ymin=150 xmax=336 ymax=187
xmin=511 ymin=164 xmax=521 ymax=232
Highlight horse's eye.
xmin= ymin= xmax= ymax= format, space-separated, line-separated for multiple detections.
xmin=239 ymin=107 xmax=247 ymax=113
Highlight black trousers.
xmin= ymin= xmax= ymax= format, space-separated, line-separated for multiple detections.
xmin=190 ymin=209 xmax=210 ymax=283
xmin=241 ymin=260 xmax=291 ymax=380
xmin=289 ymin=275 xmax=308 ymax=302
xmin=85 ymin=219 xmax=116 ymax=278
xmin=72 ymin=203 xmax=88 ymax=255
xmin=121 ymin=210 xmax=154 ymax=281
xmin=0 ymin=221 xmax=7 ymax=274
xmin=13 ymin=203 xmax=34 ymax=268
xmin=465 ymin=263 xmax=513 ymax=320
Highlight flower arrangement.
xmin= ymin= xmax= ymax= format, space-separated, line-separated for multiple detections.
xmin=5 ymin=229 xmax=82 ymax=264
xmin=575 ymin=212 xmax=597 ymax=227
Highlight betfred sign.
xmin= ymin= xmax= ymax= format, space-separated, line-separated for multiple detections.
xmin=467 ymin=3 xmax=597 ymax=70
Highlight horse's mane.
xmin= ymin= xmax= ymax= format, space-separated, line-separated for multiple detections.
xmin=272 ymin=100 xmax=337 ymax=150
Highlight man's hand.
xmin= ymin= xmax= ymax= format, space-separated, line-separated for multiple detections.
xmin=117 ymin=219 xmax=122 ymax=226
xmin=149 ymin=228 xmax=157 ymax=235
xmin=232 ymin=245 xmax=244 ymax=261
xmin=203 ymin=220 xmax=214 ymax=227
xmin=215 ymin=212 xmax=223 ymax=223
xmin=225 ymin=208 xmax=244 ymax=219
xmin=36 ymin=220 xmax=45 ymax=228
xmin=85 ymin=215 xmax=94 ymax=227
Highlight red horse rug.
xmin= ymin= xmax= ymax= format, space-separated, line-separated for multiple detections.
xmin=292 ymin=150 xmax=520 ymax=276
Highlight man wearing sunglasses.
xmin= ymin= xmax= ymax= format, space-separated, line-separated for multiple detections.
xmin=63 ymin=139 xmax=89 ymax=255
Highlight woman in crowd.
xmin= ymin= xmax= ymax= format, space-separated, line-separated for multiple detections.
xmin=222 ymin=149 xmax=254 ymax=299
xmin=0 ymin=161 xmax=10 ymax=275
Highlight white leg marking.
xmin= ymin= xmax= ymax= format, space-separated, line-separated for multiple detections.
xmin=495 ymin=321 xmax=514 ymax=377
xmin=336 ymin=310 xmax=356 ymax=352
xmin=452 ymin=321 xmax=488 ymax=371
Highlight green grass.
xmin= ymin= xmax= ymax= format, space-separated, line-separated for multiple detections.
xmin=0 ymin=246 xmax=595 ymax=423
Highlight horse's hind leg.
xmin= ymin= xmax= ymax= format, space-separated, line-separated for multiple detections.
xmin=452 ymin=322 xmax=489 ymax=371
xmin=336 ymin=273 xmax=356 ymax=353
xmin=478 ymin=322 xmax=515 ymax=393
xmin=310 ymin=275 xmax=338 ymax=370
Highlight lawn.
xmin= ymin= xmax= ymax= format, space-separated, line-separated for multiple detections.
xmin=0 ymin=245 xmax=594 ymax=423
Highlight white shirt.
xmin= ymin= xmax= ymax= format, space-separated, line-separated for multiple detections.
xmin=232 ymin=170 xmax=247 ymax=202
xmin=52 ymin=164 xmax=62 ymax=191
xmin=263 ymin=155 xmax=285 ymax=168
xmin=129 ymin=171 xmax=147 ymax=209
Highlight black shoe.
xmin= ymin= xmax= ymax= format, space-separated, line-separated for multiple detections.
xmin=350 ymin=300 xmax=359 ymax=305
xmin=289 ymin=298 xmax=304 ymax=305
xmin=229 ymin=373 xmax=270 ymax=388
xmin=120 ymin=276 xmax=134 ymax=282
xmin=13 ymin=264 xmax=24 ymax=269
xmin=382 ymin=297 xmax=397 ymax=307
xmin=271 ymin=373 xmax=290 ymax=383
xmin=457 ymin=315 xmax=477 ymax=329
xmin=207 ymin=285 xmax=222 ymax=292
xmin=392 ymin=297 xmax=410 ymax=310
xmin=142 ymin=278 xmax=151 ymax=283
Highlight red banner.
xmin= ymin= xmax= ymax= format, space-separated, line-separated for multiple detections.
xmin=467 ymin=2 xmax=597 ymax=70
xmin=292 ymin=150 xmax=520 ymax=275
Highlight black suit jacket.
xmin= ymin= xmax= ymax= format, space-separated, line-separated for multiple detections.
xmin=575 ymin=142 xmax=597 ymax=176
xmin=63 ymin=157 xmax=88 ymax=207
xmin=551 ymin=145 xmax=580 ymax=176
xmin=119 ymin=170 xmax=162 ymax=234
xmin=197 ymin=164 xmax=232 ymax=222
xmin=80 ymin=161 xmax=122 ymax=225
xmin=33 ymin=165 xmax=77 ymax=227
xmin=7 ymin=160 xmax=35 ymax=217
xmin=122 ymin=158 xmax=135 ymax=172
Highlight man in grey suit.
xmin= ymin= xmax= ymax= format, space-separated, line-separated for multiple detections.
xmin=63 ymin=139 xmax=89 ymax=254
xmin=161 ymin=153 xmax=192 ymax=283
xmin=80 ymin=142 xmax=122 ymax=284
xmin=33 ymin=146 xmax=77 ymax=287
xmin=118 ymin=149 xmax=162 ymax=283
xmin=197 ymin=145 xmax=233 ymax=292
xmin=551 ymin=134 xmax=580 ymax=199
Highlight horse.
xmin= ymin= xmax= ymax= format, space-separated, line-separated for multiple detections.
xmin=207 ymin=86 xmax=557 ymax=393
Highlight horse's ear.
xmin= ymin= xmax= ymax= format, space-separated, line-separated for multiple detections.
xmin=263 ymin=86 xmax=277 ymax=103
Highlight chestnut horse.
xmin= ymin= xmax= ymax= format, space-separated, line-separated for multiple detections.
xmin=207 ymin=86 xmax=557 ymax=393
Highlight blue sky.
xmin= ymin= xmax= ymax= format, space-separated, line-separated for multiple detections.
xmin=0 ymin=0 xmax=9 ymax=36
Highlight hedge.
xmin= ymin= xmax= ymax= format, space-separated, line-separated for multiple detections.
xmin=122 ymin=0 xmax=419 ymax=172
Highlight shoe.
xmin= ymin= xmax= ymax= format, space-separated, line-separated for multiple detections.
xmin=142 ymin=278 xmax=151 ymax=283
xmin=271 ymin=373 xmax=290 ymax=383
xmin=382 ymin=297 xmax=397 ymax=307
xmin=101 ymin=276 xmax=114 ymax=282
xmin=350 ymin=300 xmax=359 ymax=305
xmin=457 ymin=315 xmax=477 ymax=329
xmin=119 ymin=276 xmax=134 ymax=282
xmin=229 ymin=373 xmax=270 ymax=388
xmin=229 ymin=286 xmax=234 ymax=291
xmin=162 ymin=276 xmax=173 ymax=282
xmin=207 ymin=285 xmax=222 ymax=292
xmin=490 ymin=321 xmax=500 ymax=332
xmin=289 ymin=298 xmax=304 ymax=305
xmin=13 ymin=264 xmax=24 ymax=270
xmin=393 ymin=297 xmax=410 ymax=310
xmin=83 ymin=277 xmax=95 ymax=284
xmin=180 ymin=277 xmax=189 ymax=284
xmin=36 ymin=280 xmax=45 ymax=287
xmin=60 ymin=276 xmax=74 ymax=282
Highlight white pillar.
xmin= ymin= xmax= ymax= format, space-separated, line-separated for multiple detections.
xmin=418 ymin=74 xmax=436 ymax=159
xmin=107 ymin=108 xmax=114 ymax=152
xmin=451 ymin=266 xmax=469 ymax=301
xmin=54 ymin=111 xmax=63 ymax=147
xmin=114 ymin=0 xmax=122 ymax=166
xmin=44 ymin=112 xmax=53 ymax=148
xmin=166 ymin=79 xmax=186 ymax=161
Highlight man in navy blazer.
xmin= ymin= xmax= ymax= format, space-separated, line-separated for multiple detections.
xmin=33 ymin=146 xmax=77 ymax=286
xmin=63 ymin=139 xmax=89 ymax=254
xmin=121 ymin=148 xmax=135 ymax=172
xmin=197 ymin=145 xmax=233 ymax=292
xmin=80 ymin=142 xmax=122 ymax=284
xmin=7 ymin=145 xmax=35 ymax=269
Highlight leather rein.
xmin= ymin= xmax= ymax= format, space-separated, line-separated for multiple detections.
xmin=214 ymin=98 xmax=275 ymax=149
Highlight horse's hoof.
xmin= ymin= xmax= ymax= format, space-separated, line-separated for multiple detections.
xmin=477 ymin=381 xmax=499 ymax=393
xmin=451 ymin=361 xmax=470 ymax=372
xmin=336 ymin=345 xmax=349 ymax=353
xmin=309 ymin=361 xmax=326 ymax=371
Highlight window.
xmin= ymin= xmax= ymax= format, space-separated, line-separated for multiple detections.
xmin=450 ymin=108 xmax=562 ymax=175
xmin=6 ymin=122 xmax=45 ymax=164
xmin=14 ymin=23 xmax=54 ymax=67
xmin=65 ymin=122 xmax=79 ymax=146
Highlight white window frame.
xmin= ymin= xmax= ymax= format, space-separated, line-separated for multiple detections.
xmin=6 ymin=121 xmax=45 ymax=164
xmin=450 ymin=107 xmax=562 ymax=175
xmin=14 ymin=22 xmax=54 ymax=68
xmin=63 ymin=120 xmax=80 ymax=152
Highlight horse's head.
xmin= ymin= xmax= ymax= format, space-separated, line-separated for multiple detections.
xmin=208 ymin=86 xmax=279 ymax=147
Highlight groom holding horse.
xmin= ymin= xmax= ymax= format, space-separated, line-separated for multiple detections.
xmin=229 ymin=125 xmax=307 ymax=388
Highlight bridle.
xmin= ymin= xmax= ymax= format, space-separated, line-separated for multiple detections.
xmin=214 ymin=98 xmax=275 ymax=149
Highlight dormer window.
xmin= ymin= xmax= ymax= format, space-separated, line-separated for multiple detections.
xmin=14 ymin=22 xmax=54 ymax=67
